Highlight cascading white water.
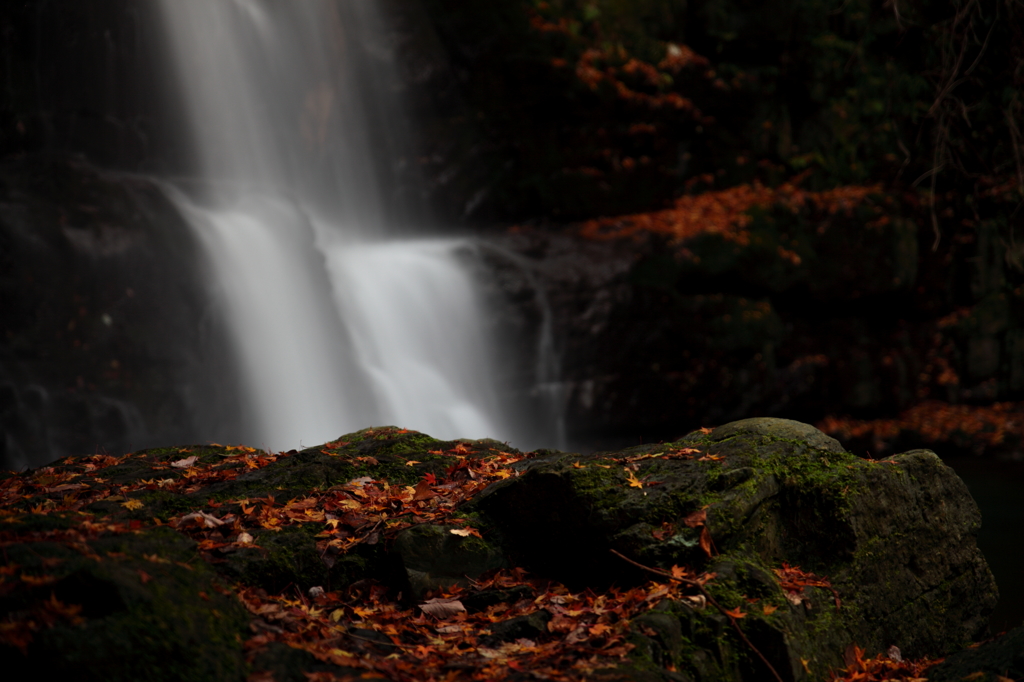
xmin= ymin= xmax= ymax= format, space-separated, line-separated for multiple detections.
xmin=157 ymin=0 xmax=511 ymax=450
xmin=322 ymin=238 xmax=502 ymax=440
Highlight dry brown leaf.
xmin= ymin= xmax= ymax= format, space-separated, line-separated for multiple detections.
xmin=412 ymin=479 xmax=437 ymax=502
xmin=170 ymin=455 xmax=198 ymax=469
xmin=698 ymin=526 xmax=714 ymax=557
xmin=682 ymin=509 xmax=707 ymax=528
xmin=418 ymin=597 xmax=466 ymax=619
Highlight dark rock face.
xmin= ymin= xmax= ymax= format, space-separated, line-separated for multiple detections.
xmin=927 ymin=625 xmax=1024 ymax=682
xmin=0 ymin=1 xmax=188 ymax=174
xmin=481 ymin=224 xmax=1024 ymax=455
xmin=0 ymin=420 xmax=998 ymax=681
xmin=0 ymin=154 xmax=240 ymax=469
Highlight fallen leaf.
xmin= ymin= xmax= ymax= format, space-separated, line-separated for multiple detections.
xmin=45 ymin=483 xmax=88 ymax=493
xmin=412 ymin=480 xmax=437 ymax=502
xmin=652 ymin=522 xmax=676 ymax=541
xmin=843 ymin=643 xmax=864 ymax=668
xmin=405 ymin=461 xmax=420 ymax=466
xmin=723 ymin=606 xmax=746 ymax=619
xmin=121 ymin=499 xmax=144 ymax=510
xmin=565 ymin=625 xmax=589 ymax=644
xmin=236 ymin=532 xmax=254 ymax=544
xmin=450 ymin=527 xmax=483 ymax=538
xmin=179 ymin=511 xmax=225 ymax=528
xmin=170 ymin=455 xmax=198 ymax=469
xmin=20 ymin=574 xmax=57 ymax=586
xmin=762 ymin=604 xmax=779 ymax=615
xmin=698 ymin=526 xmax=714 ymax=557
xmin=436 ymin=624 xmax=462 ymax=634
xmin=682 ymin=509 xmax=707 ymax=528
xmin=137 ymin=569 xmax=152 ymax=584
xmin=624 ymin=469 xmax=644 ymax=489
xmin=419 ymin=598 xmax=466 ymax=619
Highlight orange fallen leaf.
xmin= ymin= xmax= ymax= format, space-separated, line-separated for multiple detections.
xmin=698 ymin=527 xmax=714 ymax=557
xmin=723 ymin=606 xmax=746 ymax=619
xmin=624 ymin=469 xmax=644 ymax=489
xmin=20 ymin=574 xmax=57 ymax=587
xmin=762 ymin=604 xmax=779 ymax=615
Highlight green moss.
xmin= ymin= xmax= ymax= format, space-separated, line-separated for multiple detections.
xmin=2 ymin=527 xmax=248 ymax=682
xmin=136 ymin=490 xmax=203 ymax=521
xmin=219 ymin=524 xmax=328 ymax=592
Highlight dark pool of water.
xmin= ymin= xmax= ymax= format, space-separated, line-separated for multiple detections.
xmin=945 ymin=456 xmax=1024 ymax=632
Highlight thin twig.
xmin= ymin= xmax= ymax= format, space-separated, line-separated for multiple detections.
xmin=610 ymin=549 xmax=785 ymax=682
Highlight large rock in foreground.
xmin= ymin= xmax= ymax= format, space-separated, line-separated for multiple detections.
xmin=0 ymin=420 xmax=999 ymax=681
xmin=473 ymin=418 xmax=997 ymax=677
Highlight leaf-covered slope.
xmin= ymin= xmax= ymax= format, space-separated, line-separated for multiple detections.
xmin=0 ymin=421 xmax=999 ymax=681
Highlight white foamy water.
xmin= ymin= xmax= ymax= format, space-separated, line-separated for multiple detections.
xmin=322 ymin=238 xmax=503 ymax=441
xmin=157 ymin=1 xmax=512 ymax=450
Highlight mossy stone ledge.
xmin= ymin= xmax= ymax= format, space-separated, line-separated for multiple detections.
xmin=0 ymin=420 xmax=1001 ymax=681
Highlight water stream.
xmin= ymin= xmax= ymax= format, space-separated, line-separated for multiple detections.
xmin=157 ymin=0 xmax=514 ymax=450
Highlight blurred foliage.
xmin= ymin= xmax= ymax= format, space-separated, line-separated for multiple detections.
xmin=422 ymin=0 xmax=1023 ymax=256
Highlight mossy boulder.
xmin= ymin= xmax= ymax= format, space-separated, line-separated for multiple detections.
xmin=390 ymin=523 xmax=507 ymax=599
xmin=0 ymin=520 xmax=248 ymax=682
xmin=473 ymin=417 xmax=997 ymax=679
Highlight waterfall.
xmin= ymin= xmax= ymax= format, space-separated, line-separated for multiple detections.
xmin=156 ymin=0 xmax=511 ymax=450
